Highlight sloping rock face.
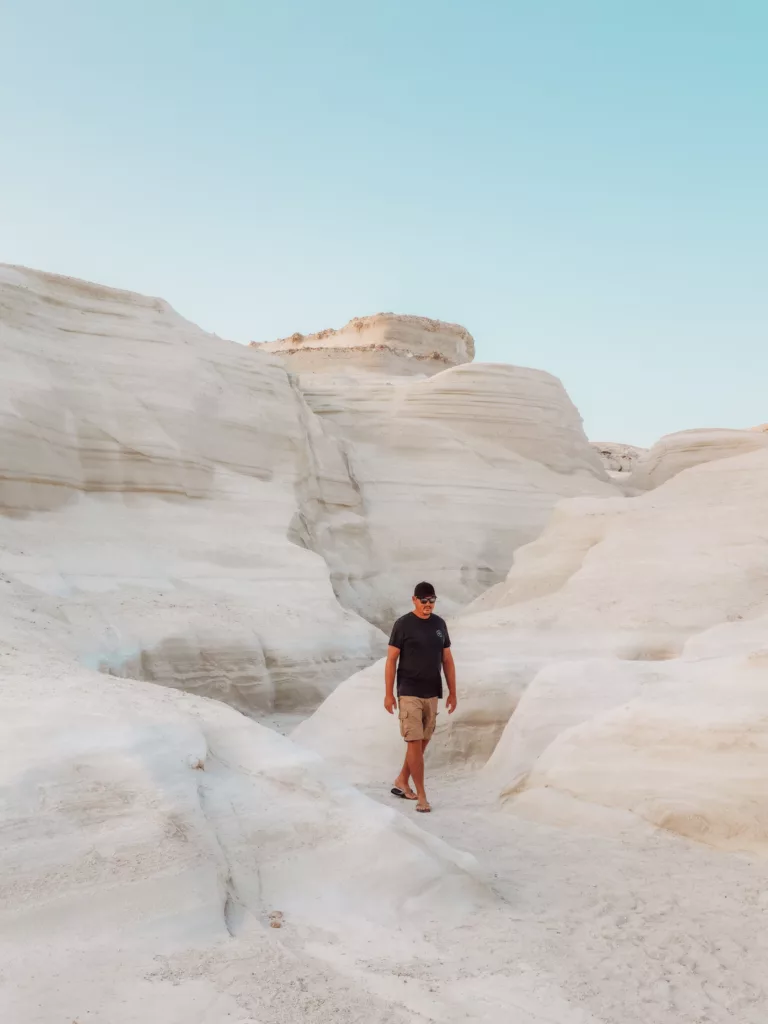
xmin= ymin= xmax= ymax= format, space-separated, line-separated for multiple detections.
xmin=590 ymin=440 xmax=646 ymax=478
xmin=297 ymin=449 xmax=768 ymax=854
xmin=0 ymin=569 xmax=485 ymax=1023
xmin=0 ymin=264 xmax=385 ymax=712
xmin=0 ymin=264 xmax=614 ymax=710
xmin=263 ymin=329 xmax=615 ymax=627
xmin=251 ymin=312 xmax=474 ymax=376
xmin=630 ymin=427 xmax=768 ymax=490
xmin=0 ymin=266 xmax=501 ymax=1024
xmin=475 ymin=451 xmax=768 ymax=852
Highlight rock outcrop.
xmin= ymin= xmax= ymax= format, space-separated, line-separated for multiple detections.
xmin=263 ymin=320 xmax=616 ymax=626
xmin=0 ymin=264 xmax=385 ymax=712
xmin=8 ymin=262 xmax=768 ymax=1021
xmin=0 ymin=264 xmax=615 ymax=708
xmin=0 ymin=591 xmax=484 ymax=1022
xmin=251 ymin=312 xmax=475 ymax=376
xmin=630 ymin=427 xmax=768 ymax=490
xmin=298 ymin=449 xmax=768 ymax=854
xmin=590 ymin=440 xmax=646 ymax=478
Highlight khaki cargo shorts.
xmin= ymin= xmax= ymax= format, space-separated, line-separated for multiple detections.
xmin=398 ymin=696 xmax=438 ymax=742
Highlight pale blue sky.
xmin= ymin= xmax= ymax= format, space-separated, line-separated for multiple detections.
xmin=2 ymin=1 xmax=766 ymax=445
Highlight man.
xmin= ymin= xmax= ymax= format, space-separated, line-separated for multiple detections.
xmin=384 ymin=581 xmax=457 ymax=813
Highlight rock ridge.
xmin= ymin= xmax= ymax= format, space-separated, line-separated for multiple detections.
xmin=252 ymin=312 xmax=475 ymax=375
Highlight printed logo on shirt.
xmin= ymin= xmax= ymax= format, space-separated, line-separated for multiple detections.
xmin=436 ymin=630 xmax=443 ymax=639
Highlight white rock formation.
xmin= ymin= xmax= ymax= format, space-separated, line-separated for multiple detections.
xmin=0 ymin=577 xmax=484 ymax=1022
xmin=471 ymin=448 xmax=768 ymax=853
xmin=630 ymin=427 xmax=768 ymax=490
xmin=491 ymin=446 xmax=768 ymax=854
xmin=0 ymin=553 xmax=609 ymax=1024
xmin=298 ymin=449 xmax=768 ymax=853
xmin=262 ymin=317 xmax=616 ymax=626
xmin=252 ymin=312 xmax=475 ymax=376
xmin=0 ymin=264 xmax=385 ymax=712
xmin=5 ymin=265 xmax=768 ymax=1022
xmin=590 ymin=440 xmax=646 ymax=477
xmin=0 ymin=266 xmax=616 ymax=707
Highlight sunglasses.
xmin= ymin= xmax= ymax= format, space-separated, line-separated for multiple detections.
xmin=416 ymin=596 xmax=437 ymax=605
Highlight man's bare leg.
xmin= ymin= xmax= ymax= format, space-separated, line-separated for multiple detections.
xmin=393 ymin=747 xmax=417 ymax=799
xmin=393 ymin=738 xmax=430 ymax=800
xmin=406 ymin=739 xmax=430 ymax=812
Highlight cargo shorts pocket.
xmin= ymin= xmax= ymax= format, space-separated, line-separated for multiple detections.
xmin=398 ymin=706 xmax=423 ymax=741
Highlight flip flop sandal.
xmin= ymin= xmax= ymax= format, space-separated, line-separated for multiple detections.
xmin=416 ymin=806 xmax=431 ymax=813
xmin=391 ymin=787 xmax=407 ymax=798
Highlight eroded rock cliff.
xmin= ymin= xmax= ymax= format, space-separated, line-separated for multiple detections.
xmin=0 ymin=265 xmax=614 ymax=708
xmin=251 ymin=312 xmax=474 ymax=376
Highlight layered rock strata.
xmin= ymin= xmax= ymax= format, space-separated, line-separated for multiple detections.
xmin=630 ymin=427 xmax=768 ymax=490
xmin=0 ymin=265 xmax=614 ymax=709
xmin=251 ymin=312 xmax=475 ymax=376
xmin=298 ymin=449 xmax=768 ymax=854
xmin=590 ymin=440 xmax=646 ymax=478
xmin=0 ymin=575 xmax=484 ymax=1021
xmin=260 ymin=317 xmax=616 ymax=627
xmin=0 ymin=264 xmax=385 ymax=711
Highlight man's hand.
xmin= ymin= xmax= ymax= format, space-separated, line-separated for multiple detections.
xmin=442 ymin=649 xmax=457 ymax=714
xmin=385 ymin=645 xmax=400 ymax=715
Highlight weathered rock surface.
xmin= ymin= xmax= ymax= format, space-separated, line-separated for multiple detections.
xmin=298 ymin=449 xmax=768 ymax=854
xmin=0 ymin=264 xmax=385 ymax=711
xmin=590 ymin=440 xmax=646 ymax=477
xmin=630 ymin=427 xmax=768 ymax=490
xmin=251 ymin=312 xmax=475 ymax=376
xmin=0 ymin=596 xmax=484 ymax=1022
xmin=0 ymin=269 xmax=494 ymax=1024
xmin=276 ymin=356 xmax=616 ymax=627
xmin=0 ymin=264 xmax=617 ymax=706
xmin=5 ymin=263 xmax=768 ymax=1021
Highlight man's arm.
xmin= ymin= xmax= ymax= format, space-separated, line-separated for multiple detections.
xmin=384 ymin=646 xmax=399 ymax=713
xmin=442 ymin=648 xmax=457 ymax=713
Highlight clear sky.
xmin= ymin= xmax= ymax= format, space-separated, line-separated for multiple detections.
xmin=2 ymin=1 xmax=766 ymax=445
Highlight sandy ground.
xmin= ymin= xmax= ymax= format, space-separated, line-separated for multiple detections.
xmin=8 ymin=699 xmax=765 ymax=1024
xmin=251 ymin=756 xmax=768 ymax=1023
xmin=257 ymin=705 xmax=768 ymax=1023
xmin=343 ymin=767 xmax=768 ymax=1024
xmin=10 ymin=713 xmax=766 ymax=1024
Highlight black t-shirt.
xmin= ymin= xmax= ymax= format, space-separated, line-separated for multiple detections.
xmin=388 ymin=612 xmax=451 ymax=699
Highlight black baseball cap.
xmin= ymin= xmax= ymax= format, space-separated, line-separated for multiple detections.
xmin=413 ymin=581 xmax=436 ymax=600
